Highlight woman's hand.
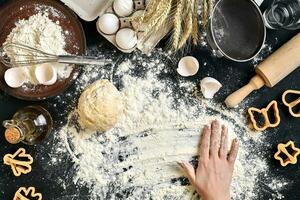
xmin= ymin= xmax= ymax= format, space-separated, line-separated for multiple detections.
xmin=179 ymin=120 xmax=239 ymax=200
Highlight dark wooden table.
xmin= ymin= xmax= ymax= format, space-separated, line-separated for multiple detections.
xmin=0 ymin=0 xmax=299 ymax=199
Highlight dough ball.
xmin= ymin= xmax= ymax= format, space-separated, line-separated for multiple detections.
xmin=78 ymin=79 xmax=123 ymax=132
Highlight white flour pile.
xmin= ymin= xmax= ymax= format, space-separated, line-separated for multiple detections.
xmin=4 ymin=12 xmax=72 ymax=84
xmin=46 ymin=48 xmax=288 ymax=199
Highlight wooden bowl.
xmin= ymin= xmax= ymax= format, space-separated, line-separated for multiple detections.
xmin=0 ymin=0 xmax=86 ymax=100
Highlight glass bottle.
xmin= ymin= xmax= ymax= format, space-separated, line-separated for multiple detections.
xmin=263 ymin=0 xmax=300 ymax=30
xmin=3 ymin=105 xmax=53 ymax=145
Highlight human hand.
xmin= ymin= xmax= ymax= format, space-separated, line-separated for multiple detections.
xmin=179 ymin=120 xmax=239 ymax=200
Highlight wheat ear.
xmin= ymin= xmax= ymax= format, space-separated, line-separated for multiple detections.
xmin=192 ymin=0 xmax=199 ymax=45
xmin=142 ymin=0 xmax=171 ymax=39
xmin=178 ymin=2 xmax=193 ymax=49
xmin=154 ymin=0 xmax=172 ymax=31
xmin=131 ymin=0 xmax=159 ymax=31
xmin=202 ymin=0 xmax=208 ymax=28
xmin=172 ymin=0 xmax=183 ymax=49
xmin=142 ymin=0 xmax=159 ymax=22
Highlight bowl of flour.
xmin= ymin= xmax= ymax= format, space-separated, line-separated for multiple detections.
xmin=0 ymin=0 xmax=86 ymax=100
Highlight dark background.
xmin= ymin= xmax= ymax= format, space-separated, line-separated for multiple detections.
xmin=0 ymin=0 xmax=299 ymax=199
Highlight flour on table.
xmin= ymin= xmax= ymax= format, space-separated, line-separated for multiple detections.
xmin=4 ymin=12 xmax=72 ymax=84
xmin=252 ymin=43 xmax=274 ymax=67
xmin=46 ymin=48 xmax=287 ymax=200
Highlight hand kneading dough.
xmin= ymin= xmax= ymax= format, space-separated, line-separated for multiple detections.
xmin=78 ymin=79 xmax=123 ymax=132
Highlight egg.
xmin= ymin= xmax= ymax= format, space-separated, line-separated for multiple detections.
xmin=177 ymin=56 xmax=199 ymax=77
xmin=113 ymin=0 xmax=134 ymax=17
xmin=97 ymin=13 xmax=120 ymax=35
xmin=4 ymin=67 xmax=28 ymax=88
xmin=200 ymin=77 xmax=222 ymax=99
xmin=35 ymin=63 xmax=57 ymax=86
xmin=115 ymin=28 xmax=137 ymax=50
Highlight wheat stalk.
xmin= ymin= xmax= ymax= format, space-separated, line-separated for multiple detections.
xmin=178 ymin=12 xmax=192 ymax=49
xmin=202 ymin=0 xmax=208 ymax=28
xmin=142 ymin=0 xmax=172 ymax=40
xmin=153 ymin=0 xmax=172 ymax=31
xmin=202 ymin=0 xmax=214 ymax=28
xmin=172 ymin=0 xmax=183 ymax=49
xmin=134 ymin=0 xmax=214 ymax=51
xmin=177 ymin=0 xmax=193 ymax=49
xmin=208 ymin=0 xmax=214 ymax=17
xmin=192 ymin=0 xmax=199 ymax=45
xmin=141 ymin=0 xmax=160 ymax=22
xmin=130 ymin=0 xmax=160 ymax=32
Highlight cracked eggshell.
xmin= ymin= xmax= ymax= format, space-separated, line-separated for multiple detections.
xmin=35 ymin=63 xmax=57 ymax=86
xmin=113 ymin=0 xmax=134 ymax=17
xmin=4 ymin=67 xmax=28 ymax=88
xmin=200 ymin=77 xmax=222 ymax=99
xmin=97 ymin=13 xmax=120 ymax=35
xmin=115 ymin=28 xmax=137 ymax=50
xmin=177 ymin=56 xmax=199 ymax=77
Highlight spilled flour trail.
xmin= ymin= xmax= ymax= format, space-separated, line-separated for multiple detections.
xmin=48 ymin=48 xmax=287 ymax=199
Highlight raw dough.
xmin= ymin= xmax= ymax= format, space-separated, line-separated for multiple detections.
xmin=77 ymin=79 xmax=123 ymax=132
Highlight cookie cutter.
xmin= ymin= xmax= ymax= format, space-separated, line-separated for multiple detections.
xmin=248 ymin=100 xmax=280 ymax=131
xmin=274 ymin=141 xmax=300 ymax=167
xmin=3 ymin=148 xmax=33 ymax=177
xmin=14 ymin=187 xmax=42 ymax=200
xmin=282 ymin=89 xmax=300 ymax=118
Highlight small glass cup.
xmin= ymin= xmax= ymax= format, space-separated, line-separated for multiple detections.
xmin=263 ymin=0 xmax=300 ymax=30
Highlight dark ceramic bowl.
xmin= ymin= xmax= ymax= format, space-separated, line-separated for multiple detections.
xmin=0 ymin=0 xmax=86 ymax=100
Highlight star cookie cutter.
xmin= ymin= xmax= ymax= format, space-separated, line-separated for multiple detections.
xmin=282 ymin=90 xmax=300 ymax=118
xmin=3 ymin=148 xmax=33 ymax=176
xmin=13 ymin=187 xmax=42 ymax=200
xmin=274 ymin=141 xmax=300 ymax=167
xmin=248 ymin=100 xmax=280 ymax=131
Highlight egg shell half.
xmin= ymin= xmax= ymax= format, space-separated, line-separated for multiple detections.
xmin=200 ymin=77 xmax=222 ymax=99
xmin=35 ymin=63 xmax=57 ymax=86
xmin=177 ymin=56 xmax=199 ymax=77
xmin=4 ymin=67 xmax=28 ymax=88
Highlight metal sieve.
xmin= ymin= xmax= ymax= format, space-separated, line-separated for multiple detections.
xmin=206 ymin=0 xmax=266 ymax=62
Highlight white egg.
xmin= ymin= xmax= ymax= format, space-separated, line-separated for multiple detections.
xmin=97 ymin=13 xmax=120 ymax=35
xmin=177 ymin=56 xmax=199 ymax=77
xmin=113 ymin=0 xmax=134 ymax=17
xmin=115 ymin=28 xmax=137 ymax=50
xmin=200 ymin=77 xmax=222 ymax=99
xmin=4 ymin=67 xmax=28 ymax=88
xmin=35 ymin=63 xmax=57 ymax=86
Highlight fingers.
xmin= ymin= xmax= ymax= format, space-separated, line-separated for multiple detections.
xmin=199 ymin=125 xmax=211 ymax=161
xmin=228 ymin=139 xmax=239 ymax=164
xmin=179 ymin=160 xmax=196 ymax=184
xmin=219 ymin=125 xmax=228 ymax=159
xmin=210 ymin=120 xmax=220 ymax=157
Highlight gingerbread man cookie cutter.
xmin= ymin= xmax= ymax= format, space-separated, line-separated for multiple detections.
xmin=3 ymin=148 xmax=33 ymax=176
xmin=14 ymin=186 xmax=42 ymax=200
xmin=274 ymin=141 xmax=300 ymax=167
xmin=282 ymin=90 xmax=300 ymax=118
xmin=248 ymin=100 xmax=280 ymax=131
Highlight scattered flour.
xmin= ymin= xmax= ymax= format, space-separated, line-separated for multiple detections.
xmin=252 ymin=43 xmax=274 ymax=67
xmin=4 ymin=12 xmax=73 ymax=84
xmin=46 ymin=47 xmax=288 ymax=199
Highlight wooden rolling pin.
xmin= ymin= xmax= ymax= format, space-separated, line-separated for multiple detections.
xmin=225 ymin=32 xmax=300 ymax=108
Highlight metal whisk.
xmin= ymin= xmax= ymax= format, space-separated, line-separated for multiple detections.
xmin=0 ymin=43 xmax=109 ymax=67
